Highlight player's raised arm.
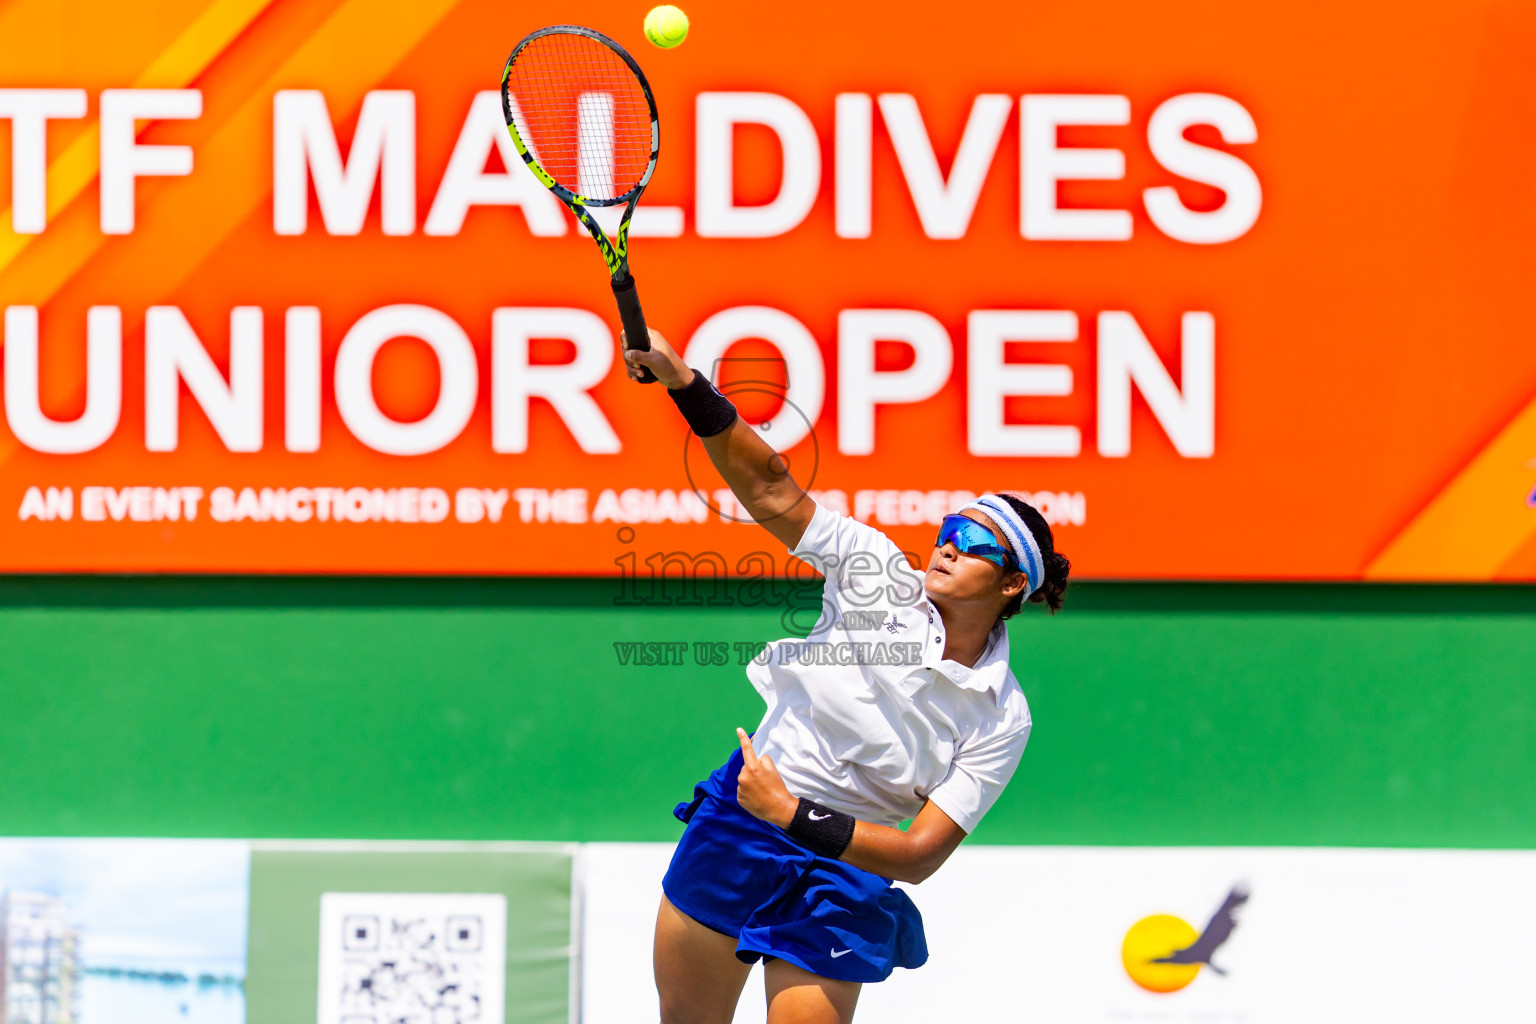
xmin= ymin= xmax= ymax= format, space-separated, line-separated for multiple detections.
xmin=624 ymin=328 xmax=816 ymax=550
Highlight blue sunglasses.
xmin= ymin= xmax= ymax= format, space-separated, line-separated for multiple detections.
xmin=935 ymin=514 xmax=1017 ymax=572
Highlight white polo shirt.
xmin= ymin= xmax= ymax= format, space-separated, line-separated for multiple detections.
xmin=747 ymin=503 xmax=1032 ymax=834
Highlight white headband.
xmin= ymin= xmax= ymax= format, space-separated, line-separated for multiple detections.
xmin=960 ymin=494 xmax=1045 ymax=597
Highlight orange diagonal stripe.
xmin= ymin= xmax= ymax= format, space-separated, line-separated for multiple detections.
xmin=1365 ymin=394 xmax=1536 ymax=580
xmin=0 ymin=0 xmax=280 ymax=275
xmin=0 ymin=0 xmax=463 ymax=472
xmin=0 ymin=0 xmax=459 ymax=309
xmin=71 ymin=0 xmax=463 ymax=309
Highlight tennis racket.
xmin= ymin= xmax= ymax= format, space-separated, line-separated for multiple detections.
xmin=500 ymin=26 xmax=661 ymax=383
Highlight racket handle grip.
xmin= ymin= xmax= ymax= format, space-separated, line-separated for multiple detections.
xmin=612 ymin=272 xmax=658 ymax=385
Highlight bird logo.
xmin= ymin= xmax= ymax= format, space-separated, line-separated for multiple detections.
xmin=1121 ymin=885 xmax=1249 ymax=993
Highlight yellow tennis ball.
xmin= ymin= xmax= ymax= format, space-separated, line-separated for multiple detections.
xmin=644 ymin=5 xmax=689 ymax=48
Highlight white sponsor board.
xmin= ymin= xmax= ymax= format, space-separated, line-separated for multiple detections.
xmin=579 ymin=844 xmax=1536 ymax=1024
xmin=317 ymin=891 xmax=508 ymax=1024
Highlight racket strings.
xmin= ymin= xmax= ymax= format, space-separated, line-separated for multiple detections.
xmin=507 ymin=32 xmax=653 ymax=202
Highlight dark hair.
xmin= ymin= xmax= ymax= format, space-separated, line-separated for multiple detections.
xmin=997 ymin=494 xmax=1070 ymax=617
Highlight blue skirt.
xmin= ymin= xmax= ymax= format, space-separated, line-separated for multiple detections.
xmin=661 ymin=747 xmax=929 ymax=983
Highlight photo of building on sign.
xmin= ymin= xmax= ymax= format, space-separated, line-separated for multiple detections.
xmin=0 ymin=891 xmax=81 ymax=1024
xmin=0 ymin=842 xmax=248 ymax=1024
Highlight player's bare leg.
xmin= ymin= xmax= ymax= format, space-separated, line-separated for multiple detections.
xmin=654 ymin=894 xmax=752 ymax=1024
xmin=763 ymin=959 xmax=860 ymax=1024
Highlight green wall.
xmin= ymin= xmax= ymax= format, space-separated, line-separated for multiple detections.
xmin=0 ymin=578 xmax=1532 ymax=848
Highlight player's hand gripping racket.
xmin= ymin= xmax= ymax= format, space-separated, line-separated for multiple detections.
xmin=501 ymin=26 xmax=661 ymax=383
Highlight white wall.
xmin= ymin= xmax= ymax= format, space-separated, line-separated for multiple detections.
xmin=579 ymin=844 xmax=1536 ymax=1024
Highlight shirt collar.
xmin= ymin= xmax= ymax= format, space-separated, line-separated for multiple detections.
xmin=920 ymin=602 xmax=1012 ymax=696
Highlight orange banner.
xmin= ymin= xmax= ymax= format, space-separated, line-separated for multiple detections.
xmin=2 ymin=0 xmax=1535 ymax=577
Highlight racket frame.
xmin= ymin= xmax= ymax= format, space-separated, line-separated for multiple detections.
xmin=500 ymin=25 xmax=661 ymax=382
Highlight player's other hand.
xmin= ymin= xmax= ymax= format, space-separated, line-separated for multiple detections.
xmin=735 ymin=727 xmax=797 ymax=829
xmin=622 ymin=327 xmax=693 ymax=389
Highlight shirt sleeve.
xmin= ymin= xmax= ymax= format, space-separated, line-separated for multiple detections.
xmin=926 ymin=712 xmax=1031 ymax=834
xmin=788 ymin=503 xmax=917 ymax=593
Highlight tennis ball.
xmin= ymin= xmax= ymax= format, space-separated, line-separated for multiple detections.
xmin=644 ymin=5 xmax=689 ymax=48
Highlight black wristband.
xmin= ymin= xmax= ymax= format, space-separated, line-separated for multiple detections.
xmin=786 ymin=798 xmax=856 ymax=860
xmin=667 ymin=370 xmax=738 ymax=438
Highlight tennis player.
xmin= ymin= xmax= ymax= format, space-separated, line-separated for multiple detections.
xmin=623 ymin=331 xmax=1070 ymax=1024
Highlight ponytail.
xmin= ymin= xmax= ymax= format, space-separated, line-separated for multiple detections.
xmin=997 ymin=494 xmax=1070 ymax=616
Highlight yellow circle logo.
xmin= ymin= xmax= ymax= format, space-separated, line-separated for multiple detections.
xmin=1121 ymin=914 xmax=1201 ymax=993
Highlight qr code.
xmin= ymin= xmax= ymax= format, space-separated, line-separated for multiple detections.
xmin=317 ymin=892 xmax=507 ymax=1024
